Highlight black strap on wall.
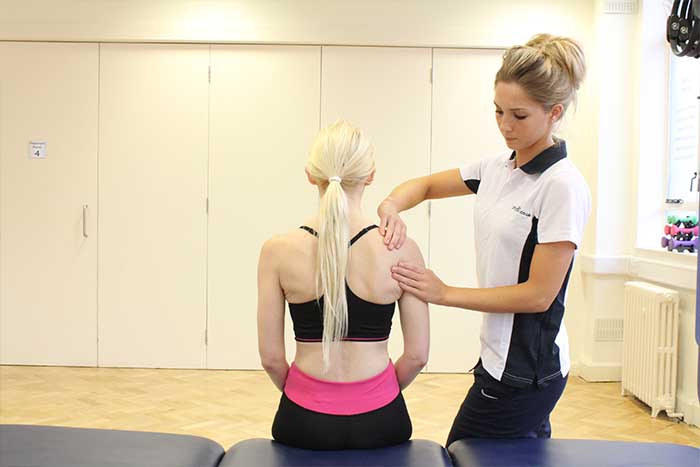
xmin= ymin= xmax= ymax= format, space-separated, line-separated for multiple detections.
xmin=667 ymin=0 xmax=700 ymax=57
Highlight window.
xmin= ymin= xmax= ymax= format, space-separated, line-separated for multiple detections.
xmin=663 ymin=53 xmax=700 ymax=253
xmin=665 ymin=55 xmax=700 ymax=206
xmin=634 ymin=0 xmax=699 ymax=256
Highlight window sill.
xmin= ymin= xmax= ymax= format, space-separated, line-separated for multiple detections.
xmin=579 ymin=249 xmax=696 ymax=290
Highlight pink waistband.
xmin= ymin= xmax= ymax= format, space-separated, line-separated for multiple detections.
xmin=284 ymin=361 xmax=400 ymax=416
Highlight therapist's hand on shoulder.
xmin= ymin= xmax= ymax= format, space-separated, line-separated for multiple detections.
xmin=392 ymin=262 xmax=447 ymax=304
xmin=378 ymin=198 xmax=407 ymax=250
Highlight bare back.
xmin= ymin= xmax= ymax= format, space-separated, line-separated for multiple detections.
xmin=277 ymin=219 xmax=406 ymax=382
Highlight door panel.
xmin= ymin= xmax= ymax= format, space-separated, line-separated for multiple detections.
xmin=207 ymin=45 xmax=321 ymax=369
xmin=429 ymin=48 xmax=505 ymax=372
xmin=321 ymin=46 xmax=432 ymax=367
xmin=0 ymin=42 xmax=98 ymax=365
xmin=98 ymin=44 xmax=209 ymax=368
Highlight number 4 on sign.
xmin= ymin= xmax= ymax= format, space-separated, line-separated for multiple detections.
xmin=29 ymin=141 xmax=47 ymax=159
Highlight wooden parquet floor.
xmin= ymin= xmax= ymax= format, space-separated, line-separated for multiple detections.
xmin=1 ymin=365 xmax=699 ymax=450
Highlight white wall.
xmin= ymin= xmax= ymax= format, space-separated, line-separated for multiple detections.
xmin=0 ymin=0 xmax=594 ymax=48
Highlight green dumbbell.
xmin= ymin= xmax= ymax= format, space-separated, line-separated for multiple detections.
xmin=667 ymin=215 xmax=697 ymax=226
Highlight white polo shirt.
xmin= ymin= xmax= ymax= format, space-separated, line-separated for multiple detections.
xmin=459 ymin=140 xmax=590 ymax=388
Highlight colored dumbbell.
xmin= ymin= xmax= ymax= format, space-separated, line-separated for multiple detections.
xmin=667 ymin=215 xmax=698 ymax=227
xmin=664 ymin=224 xmax=700 ymax=236
xmin=663 ymin=235 xmax=698 ymax=253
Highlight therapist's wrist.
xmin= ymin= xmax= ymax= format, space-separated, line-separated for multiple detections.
xmin=379 ymin=197 xmax=399 ymax=214
xmin=439 ymin=285 xmax=457 ymax=307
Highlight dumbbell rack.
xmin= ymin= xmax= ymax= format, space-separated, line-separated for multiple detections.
xmin=661 ymin=216 xmax=698 ymax=252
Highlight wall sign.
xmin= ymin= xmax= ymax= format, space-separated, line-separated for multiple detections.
xmin=29 ymin=141 xmax=47 ymax=159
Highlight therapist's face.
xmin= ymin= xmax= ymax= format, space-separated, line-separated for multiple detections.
xmin=493 ymin=81 xmax=558 ymax=152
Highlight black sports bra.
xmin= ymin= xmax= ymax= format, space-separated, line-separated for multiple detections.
xmin=288 ymin=225 xmax=395 ymax=342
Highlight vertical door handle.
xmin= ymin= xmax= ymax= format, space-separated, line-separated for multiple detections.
xmin=82 ymin=205 xmax=88 ymax=238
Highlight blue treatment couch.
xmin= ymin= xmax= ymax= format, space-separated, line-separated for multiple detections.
xmin=218 ymin=438 xmax=453 ymax=466
xmin=1 ymin=424 xmax=699 ymax=467
xmin=448 ymin=437 xmax=700 ymax=467
xmin=0 ymin=425 xmax=451 ymax=467
xmin=0 ymin=424 xmax=224 ymax=467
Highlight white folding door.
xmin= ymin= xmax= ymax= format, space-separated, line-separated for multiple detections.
xmin=98 ymin=44 xmax=209 ymax=368
xmin=320 ymin=46 xmax=432 ymax=366
xmin=429 ymin=48 xmax=505 ymax=372
xmin=207 ymin=45 xmax=321 ymax=369
xmin=0 ymin=42 xmax=99 ymax=365
xmin=0 ymin=43 xmax=509 ymax=372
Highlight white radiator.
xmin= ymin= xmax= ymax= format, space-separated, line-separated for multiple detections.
xmin=621 ymin=281 xmax=682 ymax=418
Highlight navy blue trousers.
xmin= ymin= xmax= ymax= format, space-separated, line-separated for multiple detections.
xmin=446 ymin=362 xmax=567 ymax=447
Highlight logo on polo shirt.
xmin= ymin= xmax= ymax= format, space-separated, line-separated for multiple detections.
xmin=512 ymin=205 xmax=531 ymax=218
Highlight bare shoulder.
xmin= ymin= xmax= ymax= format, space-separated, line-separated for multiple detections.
xmin=397 ymin=237 xmax=425 ymax=267
xmin=260 ymin=230 xmax=298 ymax=256
xmin=364 ymin=229 xmax=424 ymax=266
xmin=260 ymin=233 xmax=285 ymax=254
xmin=260 ymin=227 xmax=315 ymax=263
xmin=259 ymin=236 xmax=283 ymax=271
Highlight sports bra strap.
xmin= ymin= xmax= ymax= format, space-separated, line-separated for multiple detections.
xmin=299 ymin=225 xmax=318 ymax=237
xmin=299 ymin=224 xmax=378 ymax=247
xmin=349 ymin=225 xmax=378 ymax=245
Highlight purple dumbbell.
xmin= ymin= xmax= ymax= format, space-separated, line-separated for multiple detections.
xmin=666 ymin=236 xmax=698 ymax=253
xmin=662 ymin=236 xmax=671 ymax=249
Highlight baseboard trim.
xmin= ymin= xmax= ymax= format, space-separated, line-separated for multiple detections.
xmin=676 ymin=394 xmax=700 ymax=427
xmin=575 ymin=362 xmax=622 ymax=382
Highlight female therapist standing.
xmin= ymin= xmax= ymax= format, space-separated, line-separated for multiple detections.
xmin=377 ymin=34 xmax=591 ymax=445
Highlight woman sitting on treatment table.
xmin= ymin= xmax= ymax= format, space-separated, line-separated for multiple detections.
xmin=257 ymin=120 xmax=430 ymax=450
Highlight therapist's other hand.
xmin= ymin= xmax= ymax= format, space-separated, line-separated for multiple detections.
xmin=392 ymin=262 xmax=447 ymax=305
xmin=378 ymin=199 xmax=407 ymax=250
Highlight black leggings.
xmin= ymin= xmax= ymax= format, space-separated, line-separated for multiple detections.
xmin=272 ymin=392 xmax=412 ymax=450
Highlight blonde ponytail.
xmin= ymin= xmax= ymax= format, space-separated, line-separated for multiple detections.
xmin=306 ymin=121 xmax=375 ymax=369
xmin=317 ymin=180 xmax=350 ymax=367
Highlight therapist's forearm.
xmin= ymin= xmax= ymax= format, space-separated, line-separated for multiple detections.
xmin=442 ymin=282 xmax=551 ymax=314
xmin=383 ymin=177 xmax=430 ymax=212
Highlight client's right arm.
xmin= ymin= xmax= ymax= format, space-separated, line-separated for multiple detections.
xmin=393 ymin=238 xmax=430 ymax=390
xmin=257 ymin=237 xmax=289 ymax=391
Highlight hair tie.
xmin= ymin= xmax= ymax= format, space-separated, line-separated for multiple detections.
xmin=328 ymin=176 xmax=342 ymax=183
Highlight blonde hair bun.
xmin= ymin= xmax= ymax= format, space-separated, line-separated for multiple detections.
xmin=497 ymin=33 xmax=586 ymax=112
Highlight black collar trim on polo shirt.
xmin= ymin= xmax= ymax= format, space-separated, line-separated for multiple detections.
xmin=509 ymin=140 xmax=567 ymax=174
